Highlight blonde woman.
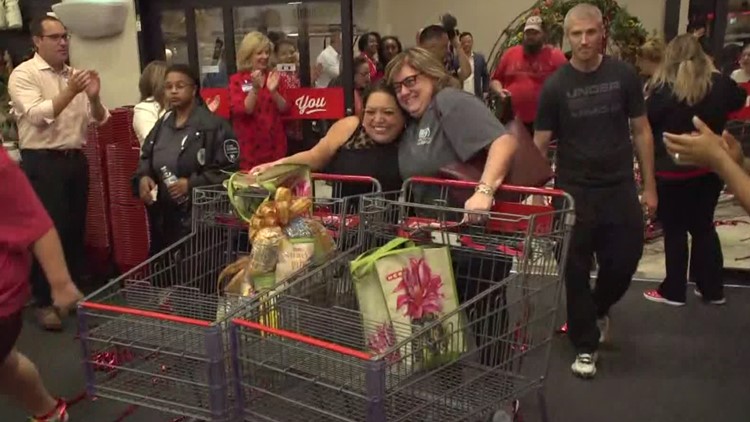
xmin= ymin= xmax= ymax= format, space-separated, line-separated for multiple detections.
xmin=229 ymin=31 xmax=288 ymax=171
xmin=385 ymin=47 xmax=519 ymax=368
xmin=636 ymin=38 xmax=664 ymax=95
xmin=643 ymin=34 xmax=746 ymax=307
xmin=133 ymin=60 xmax=167 ymax=145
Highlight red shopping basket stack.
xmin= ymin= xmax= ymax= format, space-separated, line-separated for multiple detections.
xmin=106 ymin=108 xmax=149 ymax=273
xmin=83 ymin=122 xmax=113 ymax=275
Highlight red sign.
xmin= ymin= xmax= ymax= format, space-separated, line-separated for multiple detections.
xmin=200 ymin=87 xmax=230 ymax=120
xmin=285 ymin=88 xmax=345 ymax=120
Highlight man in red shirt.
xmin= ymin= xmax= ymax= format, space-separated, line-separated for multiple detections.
xmin=490 ymin=15 xmax=568 ymax=134
xmin=0 ymin=148 xmax=83 ymax=421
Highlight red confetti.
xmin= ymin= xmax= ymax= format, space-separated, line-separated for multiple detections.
xmin=91 ymin=348 xmax=134 ymax=373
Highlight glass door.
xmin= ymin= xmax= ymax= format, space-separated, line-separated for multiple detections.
xmin=160 ymin=9 xmax=190 ymax=65
xmin=136 ymin=0 xmax=354 ymax=112
xmin=196 ymin=8 xmax=228 ymax=87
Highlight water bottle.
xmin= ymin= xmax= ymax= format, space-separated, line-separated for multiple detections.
xmin=160 ymin=166 xmax=187 ymax=204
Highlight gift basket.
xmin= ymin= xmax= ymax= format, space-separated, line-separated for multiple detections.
xmin=215 ymin=184 xmax=336 ymax=321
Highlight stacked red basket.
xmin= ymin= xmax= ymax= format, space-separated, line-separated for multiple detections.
xmin=106 ymin=108 xmax=150 ymax=273
xmin=83 ymin=122 xmax=113 ymax=275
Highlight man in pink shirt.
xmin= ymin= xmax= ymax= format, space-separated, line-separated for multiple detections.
xmin=8 ymin=15 xmax=109 ymax=330
xmin=0 ymin=148 xmax=83 ymax=421
xmin=490 ymin=15 xmax=567 ymax=134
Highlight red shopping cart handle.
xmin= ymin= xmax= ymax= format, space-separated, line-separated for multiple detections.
xmin=406 ymin=176 xmax=565 ymax=197
xmin=312 ymin=173 xmax=381 ymax=185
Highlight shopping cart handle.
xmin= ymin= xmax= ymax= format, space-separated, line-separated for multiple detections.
xmin=405 ymin=177 xmax=566 ymax=197
xmin=312 ymin=173 xmax=383 ymax=191
xmin=312 ymin=173 xmax=378 ymax=184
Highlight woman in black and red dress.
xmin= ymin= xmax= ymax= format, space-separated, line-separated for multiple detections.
xmin=358 ymin=32 xmax=383 ymax=82
xmin=229 ymin=31 xmax=288 ymax=171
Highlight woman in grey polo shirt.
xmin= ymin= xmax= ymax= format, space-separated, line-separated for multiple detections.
xmin=385 ymin=47 xmax=518 ymax=213
xmin=385 ymin=47 xmax=519 ymax=367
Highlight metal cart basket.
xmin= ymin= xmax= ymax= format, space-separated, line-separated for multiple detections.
xmin=230 ymin=177 xmax=575 ymax=422
xmin=76 ymin=174 xmax=380 ymax=421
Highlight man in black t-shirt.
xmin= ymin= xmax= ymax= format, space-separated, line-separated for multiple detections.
xmin=533 ymin=4 xmax=657 ymax=379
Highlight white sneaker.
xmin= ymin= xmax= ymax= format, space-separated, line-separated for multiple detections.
xmin=571 ymin=353 xmax=597 ymax=378
xmin=597 ymin=315 xmax=610 ymax=344
xmin=693 ymin=289 xmax=727 ymax=305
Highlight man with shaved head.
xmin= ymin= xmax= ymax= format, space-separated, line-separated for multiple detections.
xmin=533 ymin=3 xmax=657 ymax=379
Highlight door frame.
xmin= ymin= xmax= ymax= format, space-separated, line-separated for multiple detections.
xmin=134 ymin=0 xmax=355 ymax=114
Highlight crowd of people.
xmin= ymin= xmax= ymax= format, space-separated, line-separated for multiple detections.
xmin=3 ymin=2 xmax=750 ymax=420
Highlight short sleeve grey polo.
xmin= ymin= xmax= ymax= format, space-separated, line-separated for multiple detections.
xmin=398 ymin=87 xmax=507 ymax=181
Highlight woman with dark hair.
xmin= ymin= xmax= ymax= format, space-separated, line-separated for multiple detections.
xmin=250 ymin=81 xmax=404 ymax=196
xmin=133 ymin=64 xmax=239 ymax=255
xmin=358 ymin=32 xmax=383 ymax=82
xmin=329 ymin=56 xmax=372 ymax=117
xmin=380 ymin=36 xmax=403 ymax=65
xmin=274 ymin=38 xmax=304 ymax=154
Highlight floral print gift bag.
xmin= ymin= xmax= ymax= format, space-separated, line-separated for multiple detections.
xmin=351 ymin=238 xmax=467 ymax=370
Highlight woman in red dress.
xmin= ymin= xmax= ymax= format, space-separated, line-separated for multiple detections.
xmin=229 ymin=31 xmax=289 ymax=171
xmin=274 ymin=38 xmax=305 ymax=154
xmin=357 ymin=32 xmax=383 ymax=82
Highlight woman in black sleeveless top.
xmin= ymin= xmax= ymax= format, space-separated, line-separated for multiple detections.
xmin=250 ymin=82 xmax=404 ymax=195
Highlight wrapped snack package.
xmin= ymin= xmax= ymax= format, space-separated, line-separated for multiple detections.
xmin=249 ymin=227 xmax=285 ymax=273
xmin=276 ymin=237 xmax=316 ymax=281
xmin=284 ymin=217 xmax=315 ymax=239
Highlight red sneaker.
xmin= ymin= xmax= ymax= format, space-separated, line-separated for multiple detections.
xmin=30 ymin=399 xmax=68 ymax=422
xmin=643 ymin=289 xmax=685 ymax=307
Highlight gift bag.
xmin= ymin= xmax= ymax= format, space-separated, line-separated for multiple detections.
xmin=351 ymin=238 xmax=466 ymax=369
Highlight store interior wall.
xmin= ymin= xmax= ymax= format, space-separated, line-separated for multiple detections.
xmin=376 ymin=0 xmax=676 ymax=57
xmin=68 ymin=0 xmax=140 ymax=108
xmin=65 ymin=0 xmax=689 ymax=108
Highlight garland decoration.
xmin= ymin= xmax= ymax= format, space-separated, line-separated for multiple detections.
xmin=487 ymin=0 xmax=647 ymax=71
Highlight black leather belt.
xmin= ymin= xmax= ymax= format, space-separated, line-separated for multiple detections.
xmin=21 ymin=149 xmax=82 ymax=157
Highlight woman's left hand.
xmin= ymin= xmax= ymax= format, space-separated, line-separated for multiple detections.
xmin=168 ymin=178 xmax=189 ymax=200
xmin=464 ymin=191 xmax=494 ymax=223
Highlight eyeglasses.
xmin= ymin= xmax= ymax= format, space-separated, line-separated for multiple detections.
xmin=41 ymin=33 xmax=71 ymax=43
xmin=391 ymin=73 xmax=420 ymax=92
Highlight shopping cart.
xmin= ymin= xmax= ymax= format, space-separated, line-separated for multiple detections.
xmin=230 ymin=177 xmax=575 ymax=422
xmin=76 ymin=174 xmax=381 ymax=421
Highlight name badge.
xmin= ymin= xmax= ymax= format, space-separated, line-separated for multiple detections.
xmin=241 ymin=81 xmax=253 ymax=93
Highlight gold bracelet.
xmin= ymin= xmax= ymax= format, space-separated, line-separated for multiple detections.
xmin=475 ymin=182 xmax=494 ymax=197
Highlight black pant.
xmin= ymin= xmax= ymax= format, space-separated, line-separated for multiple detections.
xmin=656 ymin=174 xmax=724 ymax=302
xmin=21 ymin=150 xmax=89 ymax=307
xmin=453 ymin=252 xmax=512 ymax=366
xmin=560 ymin=182 xmax=644 ymax=353
xmin=146 ymin=200 xmax=191 ymax=257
